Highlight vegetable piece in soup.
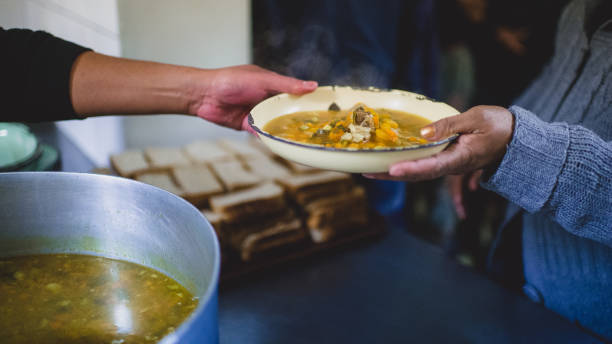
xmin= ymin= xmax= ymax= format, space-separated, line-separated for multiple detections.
xmin=0 ymin=254 xmax=198 ymax=344
xmin=263 ymin=103 xmax=432 ymax=149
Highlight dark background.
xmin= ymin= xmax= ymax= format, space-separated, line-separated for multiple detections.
xmin=251 ymin=0 xmax=570 ymax=272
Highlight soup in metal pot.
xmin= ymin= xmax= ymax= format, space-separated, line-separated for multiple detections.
xmin=0 ymin=254 xmax=198 ymax=344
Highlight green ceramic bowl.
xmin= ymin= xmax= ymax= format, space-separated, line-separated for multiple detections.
xmin=0 ymin=123 xmax=42 ymax=172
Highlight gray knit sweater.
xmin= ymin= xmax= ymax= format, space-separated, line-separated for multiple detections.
xmin=481 ymin=0 xmax=612 ymax=339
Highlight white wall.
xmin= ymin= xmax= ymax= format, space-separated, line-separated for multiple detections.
xmin=1 ymin=0 xmax=252 ymax=164
xmin=0 ymin=0 xmax=124 ymax=167
xmin=118 ymin=0 xmax=252 ymax=148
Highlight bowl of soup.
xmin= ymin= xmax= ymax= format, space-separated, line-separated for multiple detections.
xmin=0 ymin=172 xmax=220 ymax=344
xmin=249 ymin=86 xmax=460 ymax=173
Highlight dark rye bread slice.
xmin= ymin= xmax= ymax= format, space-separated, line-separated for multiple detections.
xmin=305 ymin=186 xmax=367 ymax=222
xmin=239 ymin=218 xmax=305 ymax=261
xmin=110 ymin=150 xmax=151 ymax=177
xmin=222 ymin=207 xmax=294 ymax=228
xmin=277 ymin=171 xmax=353 ymax=205
xmin=201 ymin=209 xmax=224 ymax=230
xmin=306 ymin=191 xmax=368 ymax=228
xmin=305 ymin=186 xmax=368 ymax=243
xmin=201 ymin=209 xmax=225 ymax=242
xmin=200 ymin=209 xmax=230 ymax=262
xmin=223 ymin=208 xmax=296 ymax=246
xmin=307 ymin=207 xmax=368 ymax=243
xmin=172 ymin=165 xmax=224 ymax=207
xmin=209 ymin=182 xmax=285 ymax=221
xmin=307 ymin=208 xmax=369 ymax=243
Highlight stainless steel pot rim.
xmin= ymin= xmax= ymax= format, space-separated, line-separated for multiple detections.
xmin=0 ymin=171 xmax=221 ymax=344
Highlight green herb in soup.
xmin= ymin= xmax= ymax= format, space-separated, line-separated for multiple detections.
xmin=0 ymin=254 xmax=198 ymax=344
xmin=263 ymin=103 xmax=432 ymax=149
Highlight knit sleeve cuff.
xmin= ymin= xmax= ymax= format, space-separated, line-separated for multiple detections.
xmin=480 ymin=105 xmax=569 ymax=212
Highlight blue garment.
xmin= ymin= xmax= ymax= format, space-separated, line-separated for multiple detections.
xmin=481 ymin=0 xmax=612 ymax=338
xmin=253 ymin=0 xmax=439 ymax=95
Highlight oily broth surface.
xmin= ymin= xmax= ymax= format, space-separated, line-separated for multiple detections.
xmin=0 ymin=254 xmax=198 ymax=344
xmin=263 ymin=108 xmax=432 ymax=149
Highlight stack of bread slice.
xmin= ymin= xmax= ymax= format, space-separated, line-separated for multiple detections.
xmin=109 ymin=137 xmax=369 ymax=262
xmin=277 ymin=171 xmax=368 ymax=243
xmin=209 ymin=183 xmax=305 ymax=261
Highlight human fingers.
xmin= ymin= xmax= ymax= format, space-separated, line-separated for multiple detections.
xmin=242 ymin=115 xmax=259 ymax=135
xmin=249 ymin=66 xmax=318 ymax=95
xmin=420 ymin=106 xmax=484 ymax=141
xmin=446 ymin=175 xmax=467 ymax=220
xmin=468 ymin=169 xmax=483 ymax=191
xmin=362 ymin=172 xmax=408 ymax=181
xmin=387 ymin=143 xmax=472 ymax=181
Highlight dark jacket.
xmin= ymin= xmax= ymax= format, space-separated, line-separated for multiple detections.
xmin=0 ymin=27 xmax=90 ymax=122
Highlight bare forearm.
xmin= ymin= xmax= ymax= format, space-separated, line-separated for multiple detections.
xmin=70 ymin=52 xmax=208 ymax=117
xmin=68 ymin=51 xmax=317 ymax=130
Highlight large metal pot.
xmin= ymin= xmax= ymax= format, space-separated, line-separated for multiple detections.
xmin=0 ymin=172 xmax=220 ymax=343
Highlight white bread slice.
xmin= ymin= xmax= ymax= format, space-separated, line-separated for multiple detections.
xmin=218 ymin=138 xmax=268 ymax=160
xmin=209 ymin=160 xmax=263 ymax=191
xmin=184 ymin=140 xmax=234 ymax=164
xmin=172 ymin=165 xmax=224 ymax=206
xmin=244 ymin=156 xmax=291 ymax=180
xmin=144 ymin=147 xmax=191 ymax=169
xmin=110 ymin=150 xmax=150 ymax=177
xmin=283 ymin=159 xmax=320 ymax=174
xmin=136 ymin=172 xmax=184 ymax=196
xmin=277 ymin=171 xmax=351 ymax=191
xmin=248 ymin=136 xmax=275 ymax=157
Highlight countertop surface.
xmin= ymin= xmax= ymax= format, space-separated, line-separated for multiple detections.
xmin=39 ymin=124 xmax=599 ymax=344
xmin=218 ymin=214 xmax=599 ymax=344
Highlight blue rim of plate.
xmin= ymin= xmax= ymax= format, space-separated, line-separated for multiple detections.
xmin=248 ymin=114 xmax=459 ymax=153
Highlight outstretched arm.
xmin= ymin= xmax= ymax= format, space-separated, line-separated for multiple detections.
xmin=1 ymin=27 xmax=316 ymax=128
xmin=366 ymin=105 xmax=612 ymax=246
xmin=70 ymin=52 xmax=317 ymax=130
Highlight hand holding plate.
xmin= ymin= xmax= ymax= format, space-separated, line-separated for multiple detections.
xmin=365 ymin=105 xmax=514 ymax=181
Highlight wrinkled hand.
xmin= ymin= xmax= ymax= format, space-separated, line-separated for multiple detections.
xmin=365 ymin=105 xmax=514 ymax=181
xmin=191 ymin=65 xmax=317 ymax=131
xmin=446 ymin=170 xmax=483 ymax=220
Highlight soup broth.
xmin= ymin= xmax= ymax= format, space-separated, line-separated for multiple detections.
xmin=263 ymin=103 xmax=432 ymax=149
xmin=0 ymin=254 xmax=198 ymax=344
